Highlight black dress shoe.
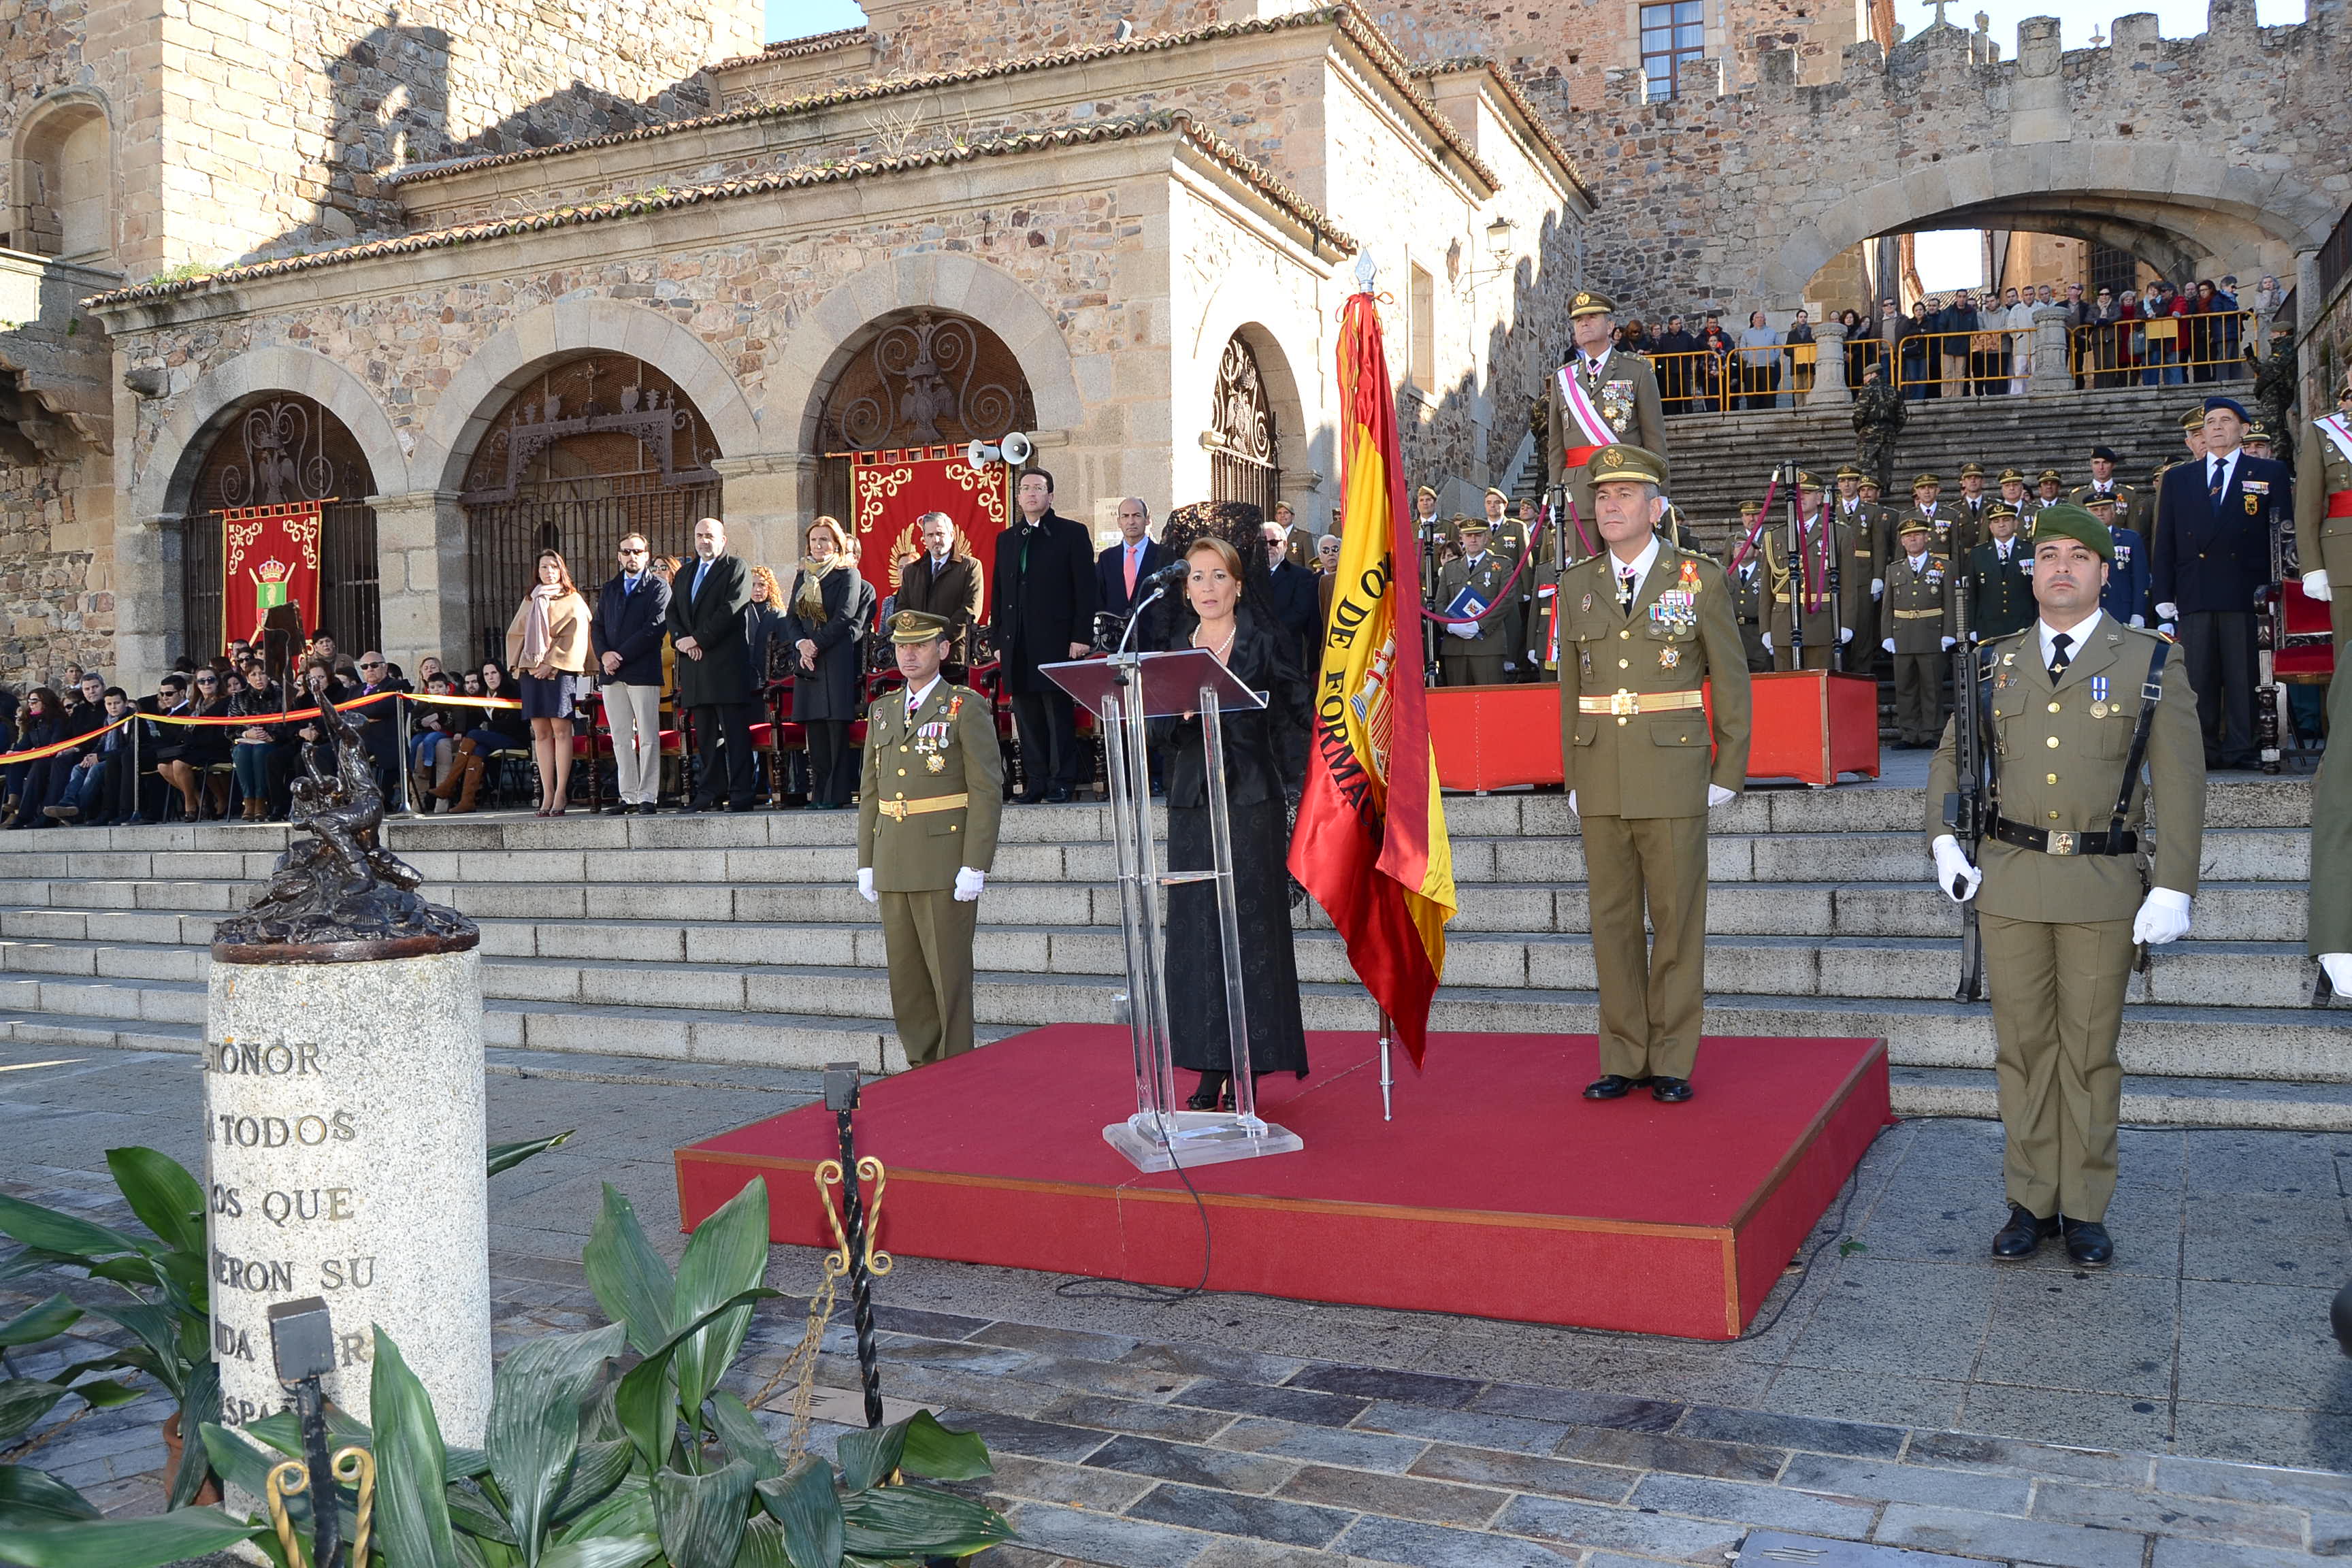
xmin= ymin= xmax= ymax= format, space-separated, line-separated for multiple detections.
xmin=2061 ymin=1217 xmax=2114 ymax=1267
xmin=1582 ymin=1074 xmax=1635 ymax=1100
xmin=1649 ymin=1075 xmax=1694 ymax=1103
xmin=1046 ymin=785 xmax=1073 ymax=804
xmin=677 ymin=802 xmax=708 ymax=815
xmin=1992 ymin=1204 xmax=2060 ymax=1258
xmin=1012 ymin=791 xmax=1043 ymax=805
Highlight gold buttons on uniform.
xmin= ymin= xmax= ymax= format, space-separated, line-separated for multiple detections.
xmin=2047 ymin=702 xmax=2060 ymax=713
xmin=1618 ymin=659 xmax=1629 ymax=669
xmin=2046 ymin=736 xmax=2059 ymax=749
xmin=1620 ymin=630 xmax=1631 ymax=640
xmin=2049 ymin=811 xmax=2061 ymax=819
xmin=897 ymin=768 xmax=906 ymax=776
xmin=2046 ymin=773 xmax=2058 ymax=784
xmin=1616 ymin=716 xmax=1629 ymax=726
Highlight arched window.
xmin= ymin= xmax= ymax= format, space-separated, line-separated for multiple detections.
xmin=814 ymin=310 xmax=1036 ymax=524
xmin=1206 ymin=333 xmax=1279 ymax=520
xmin=13 ymin=99 xmax=111 ymax=262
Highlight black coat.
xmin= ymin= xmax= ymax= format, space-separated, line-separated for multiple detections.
xmin=1263 ymin=559 xmax=1321 ymax=666
xmin=1151 ymin=606 xmax=1311 ymax=809
xmin=781 ymin=566 xmax=877 ymax=722
xmin=666 ymin=553 xmax=756 ymax=708
xmin=2151 ymin=451 xmax=2292 ymax=616
xmin=593 ymin=570 xmax=674 ymax=688
xmin=991 ymin=510 xmax=1098 ymax=694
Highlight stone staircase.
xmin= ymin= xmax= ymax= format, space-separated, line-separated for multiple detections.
xmin=0 ymin=775 xmax=2342 ymax=1127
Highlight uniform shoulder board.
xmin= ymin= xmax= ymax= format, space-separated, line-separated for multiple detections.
xmin=2123 ymin=622 xmax=2174 ymax=644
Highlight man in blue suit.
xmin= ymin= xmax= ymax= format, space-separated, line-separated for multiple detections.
xmin=593 ymin=533 xmax=674 ymax=813
xmin=2082 ymin=493 xmax=2149 ymax=627
xmin=2151 ymin=396 xmax=2292 ymax=769
xmin=1095 ymin=496 xmax=1166 ymax=643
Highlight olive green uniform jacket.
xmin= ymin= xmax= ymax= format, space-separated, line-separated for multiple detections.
xmin=2296 ymin=414 xmax=2352 ymax=960
xmin=1548 ymin=353 xmax=1669 ymax=505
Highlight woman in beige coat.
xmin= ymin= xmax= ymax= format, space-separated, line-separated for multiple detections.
xmin=506 ymin=549 xmax=591 ymax=815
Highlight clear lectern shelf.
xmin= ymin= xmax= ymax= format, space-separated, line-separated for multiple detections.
xmin=1039 ymin=649 xmax=1267 ymax=719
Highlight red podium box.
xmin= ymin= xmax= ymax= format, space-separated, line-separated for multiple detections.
xmin=1426 ymin=672 xmax=1879 ymax=791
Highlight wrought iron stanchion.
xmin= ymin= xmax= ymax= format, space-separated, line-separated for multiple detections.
xmin=818 ymin=1062 xmax=891 ymax=1427
xmin=263 ymin=1297 xmax=376 ymax=1568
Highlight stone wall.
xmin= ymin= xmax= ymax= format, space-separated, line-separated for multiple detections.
xmin=0 ymin=457 xmax=109 ymax=685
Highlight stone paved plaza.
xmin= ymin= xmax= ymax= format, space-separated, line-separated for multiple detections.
xmin=9 ymin=1037 xmax=2352 ymax=1566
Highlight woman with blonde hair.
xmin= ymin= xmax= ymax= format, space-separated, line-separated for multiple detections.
xmin=781 ymin=515 xmax=877 ymax=809
xmin=505 ymin=548 xmax=591 ymax=815
xmin=747 ymin=564 xmax=793 ymax=685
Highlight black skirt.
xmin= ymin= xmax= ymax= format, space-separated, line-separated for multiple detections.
xmin=1164 ymin=800 xmax=1308 ymax=1077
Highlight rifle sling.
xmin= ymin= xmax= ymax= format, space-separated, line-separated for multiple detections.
xmin=2108 ymin=637 xmax=2170 ymax=842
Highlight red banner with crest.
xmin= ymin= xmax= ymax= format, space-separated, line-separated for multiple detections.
xmin=849 ymin=446 xmax=1011 ymax=621
xmin=220 ymin=500 xmax=324 ymax=653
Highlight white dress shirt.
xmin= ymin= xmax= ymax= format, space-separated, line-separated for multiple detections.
xmin=1608 ymin=534 xmax=1661 ymax=604
xmin=2038 ymin=610 xmax=2104 ymax=670
xmin=904 ymin=674 xmax=943 ymax=717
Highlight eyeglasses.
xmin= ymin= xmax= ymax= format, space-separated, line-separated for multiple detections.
xmin=360 ymin=659 xmax=384 ymax=669
xmin=619 ymin=546 xmax=647 ymax=556
xmin=195 ymin=676 xmax=218 ymax=686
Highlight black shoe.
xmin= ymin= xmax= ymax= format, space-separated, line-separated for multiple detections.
xmin=677 ymin=802 xmax=708 ymax=815
xmin=1992 ymin=1204 xmax=2060 ymax=1258
xmin=1187 ymin=1071 xmax=1230 ymax=1111
xmin=1582 ymin=1074 xmax=1635 ymax=1100
xmin=637 ymin=802 xmax=661 ymax=815
xmin=1649 ymin=1075 xmax=1694 ymax=1102
xmin=2061 ymin=1216 xmax=2114 ymax=1267
xmin=728 ymin=802 xmax=757 ymax=813
xmin=1012 ymin=791 xmax=1044 ymax=805
xmin=1045 ymin=786 xmax=1073 ymax=804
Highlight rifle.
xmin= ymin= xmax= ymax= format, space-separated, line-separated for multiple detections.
xmin=1944 ymin=571 xmax=1989 ymax=1002
xmin=2254 ymin=508 xmax=2286 ymax=773
xmin=1782 ymin=461 xmax=1806 ymax=669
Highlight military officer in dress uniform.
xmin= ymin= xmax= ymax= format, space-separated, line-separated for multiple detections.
xmin=1761 ymin=472 xmax=1858 ymax=670
xmin=1834 ymin=464 xmax=1886 ymax=654
xmin=855 ymin=609 xmax=1007 ymax=1066
xmin=2071 ymin=446 xmax=2144 ymax=536
xmin=2150 ymin=404 xmax=2210 ymax=551
xmin=2028 ymin=470 xmax=2066 ymax=525
xmin=1956 ymin=462 xmax=1993 ymax=538
xmin=1904 ymin=473 xmax=1970 ymax=562
xmin=2243 ymin=421 xmax=2275 ymax=462
xmin=1274 ymin=501 xmax=1316 ymax=570
xmin=1965 ymin=501 xmax=2038 ymax=640
xmin=1436 ymin=516 xmax=1519 ymax=685
xmin=1927 ymin=504 xmax=2205 ymax=1266
xmin=2085 ymin=493 xmax=2149 ymax=628
xmin=1476 ymin=487 xmax=1540 ymax=679
xmin=1880 ymin=516 xmax=1955 ymax=746
xmin=1557 ymin=444 xmax=1752 ymax=1103
xmin=1548 ymin=291 xmax=1668 ymax=524
xmin=2296 ymin=365 xmax=2352 ymax=995
xmin=1728 ymin=507 xmax=1771 ymax=672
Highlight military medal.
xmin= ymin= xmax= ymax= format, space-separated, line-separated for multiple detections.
xmin=1581 ymin=592 xmax=1595 ymax=612
xmin=926 ymin=753 xmax=947 ymax=772
xmin=1659 ymin=645 xmax=1682 ymax=670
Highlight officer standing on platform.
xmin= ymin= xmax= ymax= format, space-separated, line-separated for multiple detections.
xmin=1880 ymin=516 xmax=1954 ymax=747
xmin=1906 ymin=473 xmax=1967 ymax=561
xmin=1478 ymin=487 xmax=1539 ymax=679
xmin=2297 ymin=365 xmax=2352 ymax=995
xmin=1436 ymin=515 xmax=1518 ymax=685
xmin=855 ymin=610 xmax=1005 ymax=1066
xmin=1833 ymin=464 xmax=1886 ymax=654
xmin=1729 ymin=510 xmax=1771 ymax=673
xmin=1548 ymin=291 xmax=1667 ymax=524
xmin=1557 ymin=444 xmax=1752 ymax=1104
xmin=1761 ymin=472 xmax=1856 ymax=670
xmin=1928 ymin=504 xmax=2204 ymax=1266
xmin=1965 ymin=502 xmax=2038 ymax=640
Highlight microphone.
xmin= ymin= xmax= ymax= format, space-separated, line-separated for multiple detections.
xmin=1143 ymin=557 xmax=1190 ymax=589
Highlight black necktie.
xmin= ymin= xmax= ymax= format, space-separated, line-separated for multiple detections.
xmin=2048 ymin=632 xmax=2073 ymax=679
xmin=2209 ymin=459 xmax=2225 ymax=510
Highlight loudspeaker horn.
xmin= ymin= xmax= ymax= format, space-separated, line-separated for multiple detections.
xmin=966 ymin=438 xmax=999 ymax=468
xmin=999 ymin=430 xmax=1034 ymax=466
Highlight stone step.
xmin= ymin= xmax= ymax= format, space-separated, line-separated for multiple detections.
xmin=1891 ymin=1065 xmax=2352 ymax=1132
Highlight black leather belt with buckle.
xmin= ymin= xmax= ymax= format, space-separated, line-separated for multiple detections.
xmin=1993 ymin=817 xmax=2137 ymax=856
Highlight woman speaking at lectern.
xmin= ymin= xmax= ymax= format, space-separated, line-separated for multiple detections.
xmin=1154 ymin=512 xmax=1312 ymax=1111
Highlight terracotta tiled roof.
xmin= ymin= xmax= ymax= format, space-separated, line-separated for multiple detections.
xmin=1409 ymin=55 xmax=1592 ymax=201
xmin=84 ymin=114 xmax=1356 ymax=310
xmin=381 ymin=5 xmax=1501 ymax=196
xmin=707 ymin=27 xmax=870 ymax=74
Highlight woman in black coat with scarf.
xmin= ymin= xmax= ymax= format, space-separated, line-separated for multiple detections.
xmin=1152 ymin=514 xmax=1313 ymax=1109
xmin=781 ymin=516 xmax=878 ymax=808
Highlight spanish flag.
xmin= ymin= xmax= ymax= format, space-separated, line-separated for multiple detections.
xmin=1286 ymin=289 xmax=1456 ymax=1064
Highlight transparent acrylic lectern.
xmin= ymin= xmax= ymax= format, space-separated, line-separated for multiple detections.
xmin=1041 ymin=649 xmax=1306 ymax=1173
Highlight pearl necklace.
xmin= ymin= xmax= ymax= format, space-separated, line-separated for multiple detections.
xmin=1194 ymin=621 xmax=1237 ymax=662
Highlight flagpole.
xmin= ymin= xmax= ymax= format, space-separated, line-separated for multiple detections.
xmin=1377 ymin=1010 xmax=1394 ymax=1122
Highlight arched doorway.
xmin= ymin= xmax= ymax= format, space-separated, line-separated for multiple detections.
xmin=1206 ymin=333 xmax=1279 ymax=520
xmin=815 ymin=310 xmax=1036 ymax=527
xmin=182 ymin=395 xmax=380 ymax=658
xmin=457 ymin=355 xmax=723 ymax=664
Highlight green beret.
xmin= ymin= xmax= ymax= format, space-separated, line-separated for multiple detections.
xmin=2027 ymin=502 xmax=2114 ymax=561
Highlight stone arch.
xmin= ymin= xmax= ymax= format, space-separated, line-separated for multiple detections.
xmin=135 ymin=345 xmax=408 ymax=525
xmin=1186 ymin=276 xmax=1327 ymax=521
xmin=419 ymin=297 xmax=760 ymax=494
xmin=1757 ymin=143 xmax=2342 ymax=304
xmin=768 ymin=252 xmax=1085 ymax=454
xmin=12 ymin=90 xmax=112 ymax=262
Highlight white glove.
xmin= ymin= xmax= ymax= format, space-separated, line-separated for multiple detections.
xmin=953 ymin=866 xmax=985 ymax=902
xmin=1940 ymin=636 xmax=1956 ymax=650
xmin=856 ymin=867 xmax=877 ymax=903
xmin=1839 ymin=628 xmax=1854 ymax=644
xmin=1527 ymin=649 xmax=1542 ymax=664
xmin=2322 ymin=953 xmax=2352 ymax=993
xmin=1931 ymin=834 xmax=1982 ymax=904
xmin=1872 ymin=578 xmax=1884 ymax=600
xmin=1566 ymin=790 xmax=1578 ymax=815
xmin=2159 ymin=621 xmax=2176 ymax=636
xmin=1707 ymin=784 xmax=1736 ymax=807
xmin=2130 ymin=615 xmax=2145 ymax=627
xmin=1446 ymin=621 xmax=1479 ymax=640
xmin=1503 ymin=659 xmax=1518 ymax=672
xmin=2132 ymin=886 xmax=2192 ymax=945
xmin=2306 ymin=570 xmax=2333 ymax=602
xmin=2155 ymin=602 xmax=2179 ymax=622
xmin=1882 ymin=638 xmax=1897 ymax=653
xmin=1761 ymin=633 xmax=1774 ymax=653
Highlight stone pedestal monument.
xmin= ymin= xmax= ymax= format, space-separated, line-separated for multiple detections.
xmin=203 ymin=664 xmax=491 ymax=1444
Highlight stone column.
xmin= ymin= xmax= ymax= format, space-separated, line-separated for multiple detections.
xmin=1808 ymin=320 xmax=1850 ymax=404
xmin=371 ymin=489 xmax=471 ymax=672
xmin=2029 ymin=305 xmax=2074 ymax=395
xmin=711 ymin=453 xmax=815 ymax=571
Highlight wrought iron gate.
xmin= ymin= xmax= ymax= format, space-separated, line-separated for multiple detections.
xmin=463 ymin=477 xmax=716 ymax=665
xmin=1206 ymin=334 xmax=1279 ymax=520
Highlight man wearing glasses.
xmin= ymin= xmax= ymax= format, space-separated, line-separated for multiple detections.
xmin=353 ymin=653 xmax=404 ymax=804
xmin=592 ymin=534 xmax=673 ymax=814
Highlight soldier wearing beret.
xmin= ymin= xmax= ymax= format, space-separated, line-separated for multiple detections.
xmin=1548 ymin=291 xmax=1668 ymax=527
xmin=1928 ymin=503 xmax=2206 ymax=1266
xmin=2072 ymin=446 xmax=2145 ymax=536
xmin=1880 ymin=516 xmax=1954 ymax=746
xmin=1964 ymin=502 xmax=2038 ymax=641
xmin=2298 ymin=365 xmax=2352 ymax=996
xmin=855 ymin=609 xmax=1005 ymax=1066
xmin=1558 ymin=444 xmax=1752 ymax=1103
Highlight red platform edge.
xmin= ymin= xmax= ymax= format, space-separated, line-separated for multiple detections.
xmin=674 ymin=1030 xmax=1892 ymax=1341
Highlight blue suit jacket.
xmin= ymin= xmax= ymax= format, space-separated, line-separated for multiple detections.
xmin=593 ymin=570 xmax=674 ymax=687
xmin=2100 ymin=527 xmax=2151 ymax=626
xmin=2151 ymin=452 xmax=2290 ymax=615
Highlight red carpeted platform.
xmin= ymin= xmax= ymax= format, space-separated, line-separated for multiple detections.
xmin=675 ymin=1027 xmax=1891 ymax=1340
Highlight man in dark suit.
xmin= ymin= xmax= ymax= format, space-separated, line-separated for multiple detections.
xmin=1095 ymin=495 xmax=1165 ymax=634
xmin=2152 ymin=396 xmax=2293 ymax=769
xmin=593 ymin=533 xmax=674 ymax=814
xmin=666 ymin=515 xmax=759 ymax=811
xmin=1259 ymin=519 xmax=1322 ymax=671
xmin=990 ymin=468 xmax=1096 ymax=802
xmin=894 ymin=510 xmax=985 ymax=669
